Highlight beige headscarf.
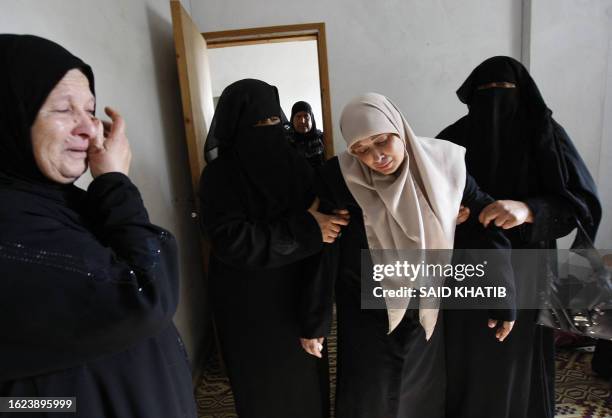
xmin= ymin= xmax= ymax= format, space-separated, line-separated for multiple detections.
xmin=338 ymin=93 xmax=466 ymax=339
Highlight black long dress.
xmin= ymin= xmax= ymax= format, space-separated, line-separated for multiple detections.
xmin=0 ymin=174 xmax=196 ymax=418
xmin=437 ymin=56 xmax=601 ymax=418
xmin=0 ymin=34 xmax=196 ymax=418
xmin=199 ymin=79 xmax=329 ymax=418
xmin=314 ymin=157 xmax=513 ymax=418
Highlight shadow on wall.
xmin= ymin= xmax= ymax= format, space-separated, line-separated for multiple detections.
xmin=145 ymin=4 xmax=212 ymax=380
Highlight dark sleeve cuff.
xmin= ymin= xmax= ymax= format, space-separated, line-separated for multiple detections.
xmin=487 ymin=308 xmax=517 ymax=322
xmin=294 ymin=210 xmax=324 ymax=253
xmin=88 ymin=172 xmax=133 ymax=192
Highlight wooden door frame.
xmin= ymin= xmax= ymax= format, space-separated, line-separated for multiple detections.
xmin=202 ymin=23 xmax=335 ymax=158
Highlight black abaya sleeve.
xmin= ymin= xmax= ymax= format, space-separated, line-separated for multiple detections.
xmin=0 ymin=173 xmax=179 ymax=380
xmin=298 ymin=164 xmax=343 ymax=338
xmin=519 ymin=122 xmax=594 ymax=244
xmin=521 ymin=195 xmax=576 ymax=243
xmin=200 ymin=160 xmax=323 ymax=270
xmin=458 ymin=174 xmax=516 ymax=322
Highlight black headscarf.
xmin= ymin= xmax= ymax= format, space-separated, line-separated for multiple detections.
xmin=290 ymin=100 xmax=318 ymax=139
xmin=0 ymin=34 xmax=95 ymax=186
xmin=204 ymin=79 xmax=314 ymax=219
xmin=439 ymin=56 xmax=601 ymax=242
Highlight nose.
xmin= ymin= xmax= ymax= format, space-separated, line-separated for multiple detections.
xmin=73 ymin=110 xmax=98 ymax=140
xmin=371 ymin=148 xmax=384 ymax=162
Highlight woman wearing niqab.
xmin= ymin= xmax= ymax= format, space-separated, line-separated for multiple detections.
xmin=0 ymin=34 xmax=196 ymax=417
xmin=437 ymin=56 xmax=601 ymax=418
xmin=199 ymin=79 xmax=335 ymax=418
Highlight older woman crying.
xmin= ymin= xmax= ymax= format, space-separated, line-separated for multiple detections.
xmin=0 ymin=34 xmax=196 ymax=418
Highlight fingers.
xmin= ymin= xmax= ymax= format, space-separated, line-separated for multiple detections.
xmin=104 ymin=106 xmax=125 ymax=143
xmin=89 ymin=118 xmax=105 ymax=152
xmin=496 ymin=321 xmax=514 ymax=342
xmin=488 ymin=319 xmax=515 ymax=342
xmin=501 ymin=218 xmax=520 ymax=230
xmin=299 ymin=338 xmax=323 ymax=358
xmin=479 ymin=203 xmax=499 ymax=227
xmin=457 ymin=205 xmax=471 ymax=224
xmin=309 ymin=197 xmax=321 ymax=212
xmin=330 ymin=215 xmax=350 ymax=226
xmin=102 ymin=120 xmax=112 ymax=137
xmin=480 ymin=202 xmax=511 ymax=228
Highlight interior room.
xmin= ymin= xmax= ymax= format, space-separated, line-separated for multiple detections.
xmin=2 ymin=1 xmax=611 ymax=417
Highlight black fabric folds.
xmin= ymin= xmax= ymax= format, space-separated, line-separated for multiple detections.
xmin=199 ymin=79 xmax=328 ymax=417
xmin=0 ymin=34 xmax=196 ymax=418
xmin=439 ymin=56 xmax=601 ymax=246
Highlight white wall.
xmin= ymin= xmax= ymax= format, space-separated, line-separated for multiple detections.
xmin=1 ymin=0 xmax=209 ymax=372
xmin=208 ymin=40 xmax=323 ymax=128
xmin=191 ymin=0 xmax=522 ymax=149
xmin=528 ymin=0 xmax=612 ymax=249
xmin=192 ymin=0 xmax=611 ymax=249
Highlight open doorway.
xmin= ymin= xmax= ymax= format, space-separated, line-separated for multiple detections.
xmin=203 ymin=23 xmax=334 ymax=158
xmin=207 ymin=40 xmax=323 ymax=129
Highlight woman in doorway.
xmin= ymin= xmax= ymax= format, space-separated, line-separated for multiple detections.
xmin=302 ymin=92 xmax=519 ymax=418
xmin=199 ymin=79 xmax=347 ymax=418
xmin=437 ymin=56 xmax=601 ymax=418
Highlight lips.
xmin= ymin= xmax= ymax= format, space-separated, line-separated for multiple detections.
xmin=375 ymin=159 xmax=393 ymax=171
xmin=66 ymin=145 xmax=88 ymax=159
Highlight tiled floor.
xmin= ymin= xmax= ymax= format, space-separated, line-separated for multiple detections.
xmin=195 ymin=326 xmax=612 ymax=418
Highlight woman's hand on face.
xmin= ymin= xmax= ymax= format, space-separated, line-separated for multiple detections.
xmin=308 ymin=198 xmax=350 ymax=243
xmin=457 ymin=205 xmax=471 ymax=225
xmin=479 ymin=200 xmax=534 ymax=229
xmin=488 ymin=319 xmax=515 ymax=342
xmin=300 ymin=337 xmax=325 ymax=358
xmin=88 ymin=106 xmax=132 ymax=178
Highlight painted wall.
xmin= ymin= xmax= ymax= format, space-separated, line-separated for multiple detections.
xmin=191 ymin=0 xmax=522 ymax=146
xmin=2 ymin=0 xmax=209 ymax=372
xmin=528 ymin=0 xmax=612 ymax=249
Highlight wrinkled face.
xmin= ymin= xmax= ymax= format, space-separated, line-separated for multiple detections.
xmin=31 ymin=69 xmax=97 ymax=184
xmin=350 ymin=133 xmax=405 ymax=175
xmin=292 ymin=111 xmax=312 ymax=134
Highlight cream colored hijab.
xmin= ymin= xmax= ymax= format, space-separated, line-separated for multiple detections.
xmin=338 ymin=93 xmax=466 ymax=339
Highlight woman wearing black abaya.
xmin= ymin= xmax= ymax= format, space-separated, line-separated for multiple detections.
xmin=199 ymin=79 xmax=345 ymax=418
xmin=288 ymin=101 xmax=325 ymax=167
xmin=437 ymin=56 xmax=601 ymax=418
xmin=0 ymin=35 xmax=196 ymax=417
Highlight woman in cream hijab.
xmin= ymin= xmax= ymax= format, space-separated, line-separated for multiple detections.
xmin=302 ymin=93 xmax=523 ymax=418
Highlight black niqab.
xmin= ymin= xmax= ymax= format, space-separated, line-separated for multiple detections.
xmin=0 ymin=34 xmax=94 ymax=185
xmin=204 ymin=79 xmax=314 ymax=219
xmin=440 ymin=56 xmax=601 ymax=243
